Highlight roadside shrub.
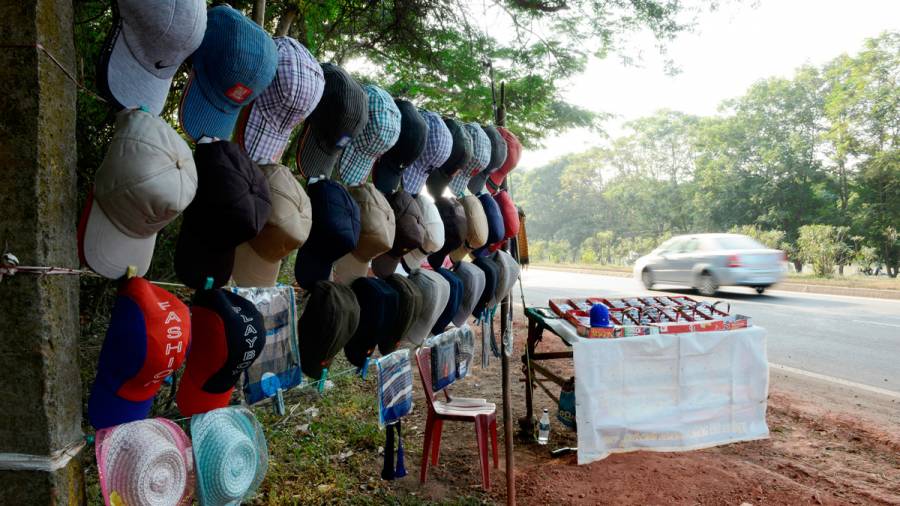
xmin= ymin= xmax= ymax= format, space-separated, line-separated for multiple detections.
xmin=796 ymin=225 xmax=850 ymax=276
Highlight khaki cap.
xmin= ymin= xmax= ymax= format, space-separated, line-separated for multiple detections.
xmin=333 ymin=183 xmax=396 ymax=283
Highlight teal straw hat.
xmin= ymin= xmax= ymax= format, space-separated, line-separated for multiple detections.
xmin=191 ymin=406 xmax=268 ymax=506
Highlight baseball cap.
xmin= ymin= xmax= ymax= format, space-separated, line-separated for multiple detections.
xmin=402 ymin=110 xmax=452 ymax=195
xmin=236 ymin=37 xmax=324 ymax=163
xmin=431 ymin=268 xmax=463 ymax=334
xmin=492 ymin=189 xmax=520 ymax=245
xmin=299 ymin=280 xmax=360 ymax=379
xmin=333 ymin=183 xmax=396 ymax=284
xmin=371 ymin=190 xmax=425 ymax=278
xmin=448 ymin=123 xmax=490 ymax=196
xmin=426 ymin=118 xmax=473 ymax=199
xmin=449 ymin=195 xmax=488 ymax=263
xmin=232 ymin=163 xmax=312 ymax=287
xmin=489 ymin=250 xmax=521 ymax=307
xmin=382 ymin=273 xmax=423 ymax=353
xmin=468 ymin=125 xmax=508 ymax=195
xmin=452 ymin=261 xmax=486 ymax=327
xmin=294 ymin=179 xmax=361 ymax=289
xmin=192 ymin=406 xmax=268 ymax=506
xmin=402 ymin=194 xmax=445 ymax=271
xmin=338 ymin=85 xmax=401 ymax=185
xmin=95 ymin=418 xmax=194 ymax=506
xmin=88 ymin=278 xmax=191 ymax=429
xmin=175 ymin=141 xmax=272 ymax=290
xmin=488 ymin=127 xmax=522 ymax=194
xmin=472 ymin=256 xmax=500 ymax=318
xmin=179 ymin=5 xmax=277 ymax=142
xmin=296 ymin=63 xmax=369 ymax=179
xmin=372 ymin=100 xmax=427 ymax=194
xmin=471 ymin=192 xmax=504 ymax=258
xmin=426 ymin=196 xmax=468 ymax=270
xmin=98 ymin=0 xmax=206 ymax=115
xmin=79 ymin=109 xmax=197 ymax=280
xmin=345 ymin=277 xmax=400 ymax=368
xmin=403 ymin=269 xmax=450 ymax=346
xmin=177 ymin=289 xmax=266 ymax=417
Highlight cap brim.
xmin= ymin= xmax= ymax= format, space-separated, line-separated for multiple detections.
xmin=175 ymin=370 xmax=235 ymax=417
xmin=231 ymin=242 xmax=281 ymax=288
xmin=297 ymin=125 xmax=341 ymax=179
xmin=242 ymin=101 xmax=292 ymax=163
xmin=180 ymin=71 xmax=240 ymax=142
xmin=294 ymin=245 xmax=336 ymax=290
xmin=402 ymin=248 xmax=429 ymax=272
xmin=88 ymin=379 xmax=154 ymax=430
xmin=333 ymin=253 xmax=370 ymax=285
xmin=371 ymin=254 xmax=401 ymax=279
xmin=105 ymin=29 xmax=171 ymax=116
xmin=373 ymin=160 xmax=404 ymax=195
xmin=81 ymin=196 xmax=154 ymax=280
xmin=175 ymin=223 xmax=236 ymax=290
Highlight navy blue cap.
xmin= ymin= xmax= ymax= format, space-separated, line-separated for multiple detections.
xmin=344 ymin=277 xmax=400 ymax=368
xmin=294 ymin=180 xmax=361 ymax=290
xmin=431 ymin=267 xmax=463 ymax=334
xmin=472 ymin=193 xmax=504 ymax=257
xmin=471 ymin=256 xmax=499 ymax=317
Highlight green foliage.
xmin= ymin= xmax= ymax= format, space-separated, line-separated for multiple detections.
xmin=728 ymin=225 xmax=786 ymax=250
xmin=796 ymin=225 xmax=851 ymax=277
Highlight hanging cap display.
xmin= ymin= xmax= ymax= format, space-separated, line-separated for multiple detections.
xmin=176 ymin=289 xmax=266 ymax=417
xmin=344 ymin=277 xmax=400 ymax=368
xmin=448 ymin=123 xmax=490 ymax=196
xmin=402 ymin=111 xmax=452 ymax=195
xmin=333 ymin=184 xmax=396 ymax=284
xmin=179 ymin=5 xmax=277 ymax=142
xmin=373 ymin=100 xmax=428 ymax=195
xmin=232 ymin=163 xmax=312 ymax=287
xmin=371 ymin=190 xmax=426 ymax=278
xmin=402 ymin=194 xmax=445 ymax=271
xmin=338 ymin=85 xmax=402 ymax=185
xmin=426 ymin=117 xmax=473 ymax=199
xmin=431 ymin=267 xmax=463 ymax=335
xmin=426 ymin=196 xmax=468 ymax=270
xmin=175 ymin=141 xmax=271 ymax=290
xmin=294 ymin=179 xmax=361 ymax=289
xmin=296 ymin=63 xmax=369 ymax=179
xmin=192 ymin=406 xmax=268 ymax=506
xmin=449 ymin=195 xmax=489 ymax=263
xmin=403 ymin=269 xmax=450 ymax=346
xmin=95 ymin=418 xmax=195 ymax=506
xmin=382 ymin=274 xmax=424 ymax=353
xmin=98 ymin=0 xmax=206 ymax=115
xmin=488 ymin=127 xmax=522 ymax=194
xmin=89 ymin=278 xmax=191 ymax=429
xmin=79 ymin=109 xmax=197 ymax=280
xmin=237 ymin=37 xmax=324 ymax=163
xmin=299 ymin=280 xmax=360 ymax=379
xmin=468 ymin=125 xmax=507 ymax=195
xmin=452 ymin=261 xmax=486 ymax=327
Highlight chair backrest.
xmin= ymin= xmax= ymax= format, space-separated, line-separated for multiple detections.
xmin=414 ymin=347 xmax=436 ymax=410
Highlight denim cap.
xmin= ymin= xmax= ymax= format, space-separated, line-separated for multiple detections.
xmin=452 ymin=261 xmax=486 ymax=327
xmin=372 ymin=100 xmax=428 ymax=194
xmin=426 ymin=117 xmax=472 ymax=199
xmin=179 ymin=5 xmax=277 ymax=142
xmin=403 ymin=268 xmax=450 ymax=346
xmin=238 ymin=37 xmax=324 ymax=163
xmin=338 ymin=85 xmax=401 ymax=185
xmin=448 ymin=123 xmax=490 ymax=196
xmin=467 ymin=125 xmax=508 ymax=195
xmin=402 ymin=110 xmax=452 ymax=195
xmin=99 ymin=0 xmax=206 ymax=115
xmin=402 ymin=194 xmax=444 ymax=271
xmin=192 ymin=406 xmax=268 ymax=506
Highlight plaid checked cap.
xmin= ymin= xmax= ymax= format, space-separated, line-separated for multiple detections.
xmin=448 ymin=123 xmax=490 ymax=196
xmin=338 ymin=85 xmax=401 ymax=185
xmin=240 ymin=37 xmax=324 ymax=163
xmin=402 ymin=110 xmax=452 ymax=195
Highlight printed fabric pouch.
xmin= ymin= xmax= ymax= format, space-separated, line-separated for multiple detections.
xmin=557 ymin=376 xmax=576 ymax=430
xmin=377 ymin=349 xmax=414 ymax=481
xmin=230 ymin=286 xmax=302 ymax=404
xmin=430 ymin=331 xmax=458 ymax=392
xmin=455 ymin=326 xmax=475 ymax=380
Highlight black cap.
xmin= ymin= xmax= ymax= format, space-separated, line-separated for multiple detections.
xmin=344 ymin=277 xmax=399 ymax=367
xmin=373 ymin=100 xmax=427 ymax=195
xmin=431 ymin=267 xmax=463 ymax=335
xmin=297 ymin=63 xmax=369 ymax=179
xmin=472 ymin=255 xmax=499 ymax=317
xmin=468 ymin=125 xmax=507 ymax=195
xmin=175 ymin=141 xmax=272 ymax=290
xmin=294 ymin=180 xmax=361 ymax=290
xmin=371 ymin=190 xmax=425 ymax=278
xmin=426 ymin=117 xmax=472 ymax=199
xmin=382 ymin=273 xmax=423 ymax=353
xmin=427 ymin=196 xmax=468 ymax=270
xmin=299 ymin=280 xmax=360 ymax=379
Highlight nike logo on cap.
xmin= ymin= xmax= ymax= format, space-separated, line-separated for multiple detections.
xmin=155 ymin=60 xmax=171 ymax=70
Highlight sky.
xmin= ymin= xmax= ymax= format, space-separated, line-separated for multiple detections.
xmin=518 ymin=0 xmax=900 ymax=170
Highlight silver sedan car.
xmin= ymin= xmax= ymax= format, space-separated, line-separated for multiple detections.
xmin=634 ymin=233 xmax=787 ymax=295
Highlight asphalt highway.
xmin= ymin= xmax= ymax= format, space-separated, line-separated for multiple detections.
xmin=517 ymin=267 xmax=900 ymax=397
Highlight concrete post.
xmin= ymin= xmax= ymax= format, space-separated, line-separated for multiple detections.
xmin=0 ymin=1 xmax=85 ymax=504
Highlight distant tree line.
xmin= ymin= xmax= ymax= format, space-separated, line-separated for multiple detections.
xmin=511 ymin=33 xmax=900 ymax=277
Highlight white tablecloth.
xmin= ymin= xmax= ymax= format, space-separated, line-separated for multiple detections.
xmin=572 ymin=326 xmax=769 ymax=464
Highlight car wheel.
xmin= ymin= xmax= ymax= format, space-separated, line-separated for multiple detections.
xmin=696 ymin=272 xmax=718 ymax=296
xmin=755 ymin=286 xmax=766 ymax=295
xmin=641 ymin=269 xmax=655 ymax=290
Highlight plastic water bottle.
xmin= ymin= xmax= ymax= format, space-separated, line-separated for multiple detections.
xmin=537 ymin=408 xmax=550 ymax=445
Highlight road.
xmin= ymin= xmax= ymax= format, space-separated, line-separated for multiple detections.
xmin=518 ymin=267 xmax=900 ymax=397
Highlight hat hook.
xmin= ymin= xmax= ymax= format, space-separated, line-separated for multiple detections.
xmin=317 ymin=368 xmax=329 ymax=394
xmin=204 ymin=277 xmax=214 ymax=290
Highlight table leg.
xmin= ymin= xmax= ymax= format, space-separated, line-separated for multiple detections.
xmin=519 ymin=317 xmax=540 ymax=432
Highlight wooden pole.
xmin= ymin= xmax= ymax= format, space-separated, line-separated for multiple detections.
xmin=496 ymin=82 xmax=516 ymax=506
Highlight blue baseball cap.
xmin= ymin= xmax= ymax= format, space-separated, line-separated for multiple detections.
xmin=472 ymin=193 xmax=504 ymax=257
xmin=431 ymin=267 xmax=463 ymax=334
xmin=179 ymin=5 xmax=277 ymax=142
xmin=294 ymin=180 xmax=361 ymax=290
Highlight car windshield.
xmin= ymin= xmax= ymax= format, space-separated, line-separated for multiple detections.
xmin=713 ymin=235 xmax=766 ymax=250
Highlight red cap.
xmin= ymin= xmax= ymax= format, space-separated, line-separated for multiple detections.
xmin=488 ymin=127 xmax=522 ymax=194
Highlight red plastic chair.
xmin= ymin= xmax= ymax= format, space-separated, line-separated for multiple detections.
xmin=415 ymin=347 xmax=498 ymax=490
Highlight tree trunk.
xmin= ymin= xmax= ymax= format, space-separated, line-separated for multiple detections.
xmin=792 ymin=260 xmax=803 ymax=273
xmin=275 ymin=6 xmax=298 ymax=36
xmin=252 ymin=0 xmax=266 ymax=26
xmin=838 ymin=264 xmax=844 ymax=276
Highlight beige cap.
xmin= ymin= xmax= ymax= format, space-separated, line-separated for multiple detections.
xmin=402 ymin=194 xmax=445 ymax=271
xmin=232 ymin=163 xmax=312 ymax=287
xmin=449 ymin=194 xmax=488 ymax=262
xmin=333 ymin=183 xmax=395 ymax=283
xmin=79 ymin=109 xmax=197 ymax=279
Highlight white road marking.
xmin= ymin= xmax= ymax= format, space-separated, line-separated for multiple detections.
xmin=851 ymin=319 xmax=900 ymax=328
xmin=769 ymin=363 xmax=900 ymax=399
